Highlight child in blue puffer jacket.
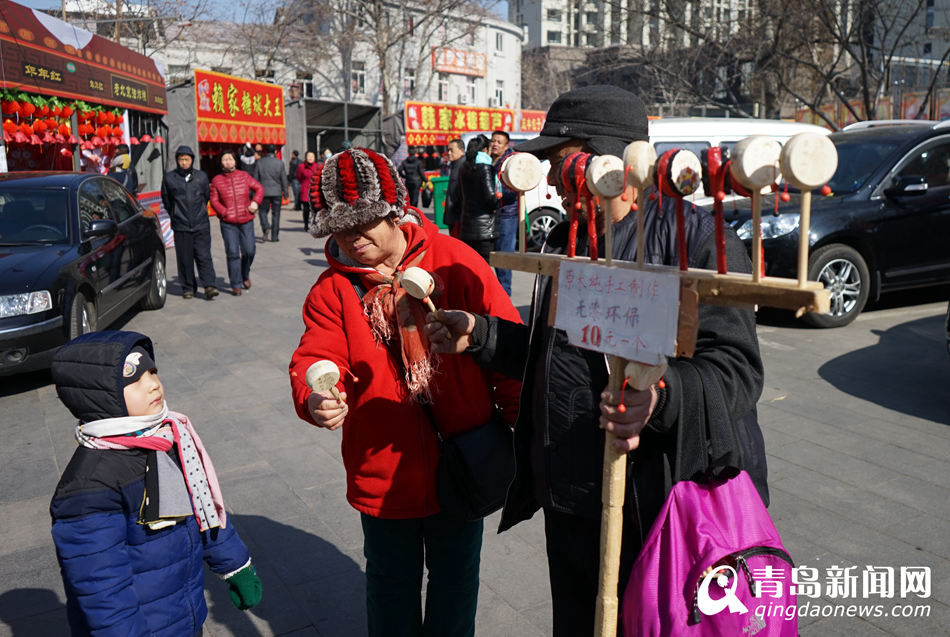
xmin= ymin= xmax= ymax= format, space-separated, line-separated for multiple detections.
xmin=49 ymin=330 xmax=262 ymax=637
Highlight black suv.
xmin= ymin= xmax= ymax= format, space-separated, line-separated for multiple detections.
xmin=731 ymin=121 xmax=950 ymax=327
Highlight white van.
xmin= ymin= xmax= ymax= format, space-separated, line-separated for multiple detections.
xmin=460 ymin=118 xmax=830 ymax=247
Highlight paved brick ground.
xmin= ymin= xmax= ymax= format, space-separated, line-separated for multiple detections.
xmin=1 ymin=206 xmax=948 ymax=636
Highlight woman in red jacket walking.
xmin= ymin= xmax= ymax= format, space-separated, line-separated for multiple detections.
xmin=210 ymin=150 xmax=265 ymax=295
xmin=289 ymin=148 xmax=522 ymax=637
xmin=295 ymin=150 xmax=320 ymax=231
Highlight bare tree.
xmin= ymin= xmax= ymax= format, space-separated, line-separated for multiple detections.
xmin=578 ymin=0 xmax=944 ymax=126
xmin=241 ymin=0 xmax=500 ymax=117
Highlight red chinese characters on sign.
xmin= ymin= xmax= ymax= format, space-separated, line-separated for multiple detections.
xmin=193 ymin=69 xmax=285 ymax=145
xmin=431 ymin=48 xmax=487 ymax=77
xmin=405 ymin=101 xmax=514 ymax=145
xmin=520 ymin=109 xmax=546 ymax=133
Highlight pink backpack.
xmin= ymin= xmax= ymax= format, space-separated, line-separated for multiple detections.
xmin=621 ymin=470 xmax=798 ymax=637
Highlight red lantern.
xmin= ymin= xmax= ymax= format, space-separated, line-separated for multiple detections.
xmin=2 ymin=130 xmax=10 ymax=143
xmin=140 ymin=133 xmax=152 ymax=143
xmin=115 ymin=114 xmax=123 ymax=124
xmin=62 ymin=105 xmax=74 ymax=118
xmin=42 ymin=132 xmax=55 ymax=143
xmin=51 ymin=106 xmax=62 ymax=117
xmin=152 ymin=135 xmax=164 ymax=143
xmin=82 ymin=140 xmax=95 ymax=150
xmin=2 ymin=120 xmax=16 ymax=134
xmin=21 ymin=101 xmax=35 ymax=116
xmin=91 ymin=135 xmax=104 ymax=147
xmin=18 ymin=123 xmax=32 ymax=136
xmin=129 ymin=136 xmax=139 ymax=145
xmin=58 ymin=124 xmax=70 ymax=136
xmin=38 ymin=104 xmax=50 ymax=117
xmin=33 ymin=120 xmax=47 ymax=133
xmin=67 ymin=134 xmax=79 ymax=144
xmin=96 ymin=111 xmax=108 ymax=125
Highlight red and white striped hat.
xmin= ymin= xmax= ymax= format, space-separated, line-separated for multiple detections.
xmin=310 ymin=148 xmax=409 ymax=237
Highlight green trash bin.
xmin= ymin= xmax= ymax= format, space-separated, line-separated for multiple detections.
xmin=430 ymin=176 xmax=450 ymax=228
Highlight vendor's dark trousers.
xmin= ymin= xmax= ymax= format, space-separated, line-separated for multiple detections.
xmin=173 ymin=226 xmax=215 ymax=293
xmin=406 ymin=183 xmax=421 ymax=207
xmin=301 ymin=201 xmax=312 ymax=232
xmin=259 ymin=196 xmax=282 ymax=240
xmin=360 ymin=511 xmax=482 ymax=637
xmin=543 ymin=508 xmax=640 ymax=637
xmin=219 ymin=220 xmax=255 ymax=289
xmin=493 ymin=213 xmax=518 ymax=295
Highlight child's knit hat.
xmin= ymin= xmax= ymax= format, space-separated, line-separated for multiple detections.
xmin=52 ymin=330 xmax=157 ymax=421
xmin=309 ymin=148 xmax=409 ymax=238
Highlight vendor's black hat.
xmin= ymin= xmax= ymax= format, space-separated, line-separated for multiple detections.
xmin=515 ymin=85 xmax=649 ymax=159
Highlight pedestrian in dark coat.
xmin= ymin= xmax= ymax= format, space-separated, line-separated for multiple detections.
xmin=457 ymin=135 xmax=498 ymax=262
xmin=442 ymin=138 xmax=465 ymax=238
xmin=426 ymin=85 xmax=768 ymax=637
xmin=398 ymin=152 xmax=426 ymax=207
xmin=255 ymin=145 xmax=289 ymax=241
xmin=288 ymin=150 xmax=302 ymax=210
xmin=50 ymin=330 xmax=262 ymax=637
xmin=161 ymin=145 xmax=217 ymax=299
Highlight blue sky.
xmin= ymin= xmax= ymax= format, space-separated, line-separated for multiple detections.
xmin=18 ymin=0 xmax=508 ymax=24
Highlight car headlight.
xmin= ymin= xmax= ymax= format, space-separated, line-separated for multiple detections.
xmin=0 ymin=291 xmax=53 ymax=318
xmin=736 ymin=213 xmax=800 ymax=240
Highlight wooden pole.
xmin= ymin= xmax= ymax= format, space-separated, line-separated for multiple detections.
xmin=751 ymin=190 xmax=763 ymax=283
xmin=518 ymin=191 xmax=527 ymax=253
xmin=797 ymin=190 xmax=811 ymax=287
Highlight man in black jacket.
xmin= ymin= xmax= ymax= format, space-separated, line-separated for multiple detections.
xmin=255 ymin=145 xmax=289 ymax=241
xmin=425 ymin=85 xmax=768 ymax=637
xmin=288 ymin=150 xmax=302 ymax=211
xmin=161 ymin=146 xmax=217 ymax=299
xmin=442 ymin=138 xmax=465 ymax=237
xmin=398 ymin=150 xmax=426 ymax=207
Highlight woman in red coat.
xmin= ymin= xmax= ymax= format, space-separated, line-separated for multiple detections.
xmin=210 ymin=150 xmax=265 ymax=295
xmin=289 ymin=148 xmax=522 ymax=637
xmin=295 ymin=150 xmax=320 ymax=231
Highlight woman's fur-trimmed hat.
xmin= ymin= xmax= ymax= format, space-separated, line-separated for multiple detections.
xmin=310 ymin=148 xmax=409 ymax=238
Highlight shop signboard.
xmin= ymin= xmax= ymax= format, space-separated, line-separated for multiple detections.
xmin=0 ymin=0 xmax=166 ymax=113
xmin=193 ymin=69 xmax=286 ymax=145
xmin=404 ymin=101 xmax=520 ymax=145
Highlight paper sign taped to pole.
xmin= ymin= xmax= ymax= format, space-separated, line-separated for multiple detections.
xmin=554 ymin=261 xmax=679 ymax=365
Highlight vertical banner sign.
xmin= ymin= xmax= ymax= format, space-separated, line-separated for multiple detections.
xmin=519 ymin=109 xmax=546 ymax=133
xmin=554 ymin=262 xmax=679 ymax=366
xmin=193 ymin=69 xmax=286 ymax=145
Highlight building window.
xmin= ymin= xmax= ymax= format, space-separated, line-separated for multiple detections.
xmin=494 ymin=80 xmax=504 ymax=106
xmin=351 ymin=61 xmax=365 ymax=95
xmin=438 ymin=73 xmax=449 ymax=101
xmin=404 ymin=69 xmax=415 ymax=96
xmin=547 ymin=30 xmax=562 ymax=44
xmin=585 ymin=12 xmax=597 ymax=24
xmin=584 ymin=32 xmax=596 ymax=46
xmin=547 ymin=9 xmax=561 ymax=21
xmin=466 ymin=30 xmax=475 ymax=46
xmin=296 ymin=71 xmax=313 ymax=80
xmin=468 ymin=77 xmax=476 ymax=102
xmin=495 ymin=32 xmax=503 ymax=52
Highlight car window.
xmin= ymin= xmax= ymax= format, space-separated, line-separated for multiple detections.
xmin=78 ymin=180 xmax=111 ymax=232
xmin=827 ymin=136 xmax=905 ymax=194
xmin=99 ymin=178 xmax=139 ymax=222
xmin=897 ymin=142 xmax=950 ymax=188
xmin=0 ymin=189 xmax=69 ymax=244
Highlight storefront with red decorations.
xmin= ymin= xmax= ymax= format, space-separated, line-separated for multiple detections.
xmin=165 ymin=70 xmax=286 ymax=179
xmin=0 ymin=0 xmax=168 ymax=199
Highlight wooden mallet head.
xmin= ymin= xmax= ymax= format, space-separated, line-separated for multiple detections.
xmin=400 ymin=266 xmax=438 ymax=314
xmin=306 ymin=360 xmax=343 ymax=402
xmin=729 ymin=135 xmax=783 ymax=192
xmin=586 ymin=155 xmax=626 ymax=200
xmin=500 ymin=152 xmax=545 ymax=192
xmin=780 ymin=133 xmax=837 ymax=191
xmin=622 ymin=140 xmax=657 ymax=190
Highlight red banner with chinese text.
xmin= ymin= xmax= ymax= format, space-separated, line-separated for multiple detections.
xmin=519 ymin=109 xmax=546 ymax=133
xmin=405 ymin=101 xmax=515 ymax=145
xmin=193 ymin=69 xmax=286 ymax=145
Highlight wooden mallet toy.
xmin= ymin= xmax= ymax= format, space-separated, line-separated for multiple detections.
xmin=622 ymin=141 xmax=657 ymax=267
xmin=729 ymin=135 xmax=782 ymax=282
xmin=779 ymin=133 xmax=838 ymax=288
xmin=400 ymin=266 xmax=439 ymax=315
xmin=500 ymin=152 xmax=545 ymax=253
xmin=305 ymin=360 xmax=343 ymax=403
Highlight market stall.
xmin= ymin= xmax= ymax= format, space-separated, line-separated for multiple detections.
xmin=165 ymin=69 xmax=286 ymax=179
xmin=0 ymin=0 xmax=168 ymax=237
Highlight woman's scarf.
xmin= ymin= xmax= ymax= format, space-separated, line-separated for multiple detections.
xmin=354 ymin=245 xmax=438 ymax=402
xmin=75 ymin=404 xmax=227 ymax=531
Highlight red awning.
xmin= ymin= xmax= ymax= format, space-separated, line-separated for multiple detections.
xmin=0 ymin=0 xmax=167 ymax=113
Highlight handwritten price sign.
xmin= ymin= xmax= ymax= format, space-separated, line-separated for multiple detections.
xmin=554 ymin=262 xmax=679 ymax=365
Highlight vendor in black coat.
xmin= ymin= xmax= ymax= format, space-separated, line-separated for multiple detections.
xmin=425 ymin=85 xmax=768 ymax=637
xmin=457 ymin=135 xmax=498 ymax=262
xmin=161 ymin=146 xmax=217 ymax=300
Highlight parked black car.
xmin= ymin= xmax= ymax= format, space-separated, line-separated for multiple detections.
xmin=0 ymin=172 xmax=166 ymax=375
xmin=731 ymin=121 xmax=950 ymax=327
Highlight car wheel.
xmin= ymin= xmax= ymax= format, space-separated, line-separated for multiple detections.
xmin=140 ymin=252 xmax=167 ymax=310
xmin=68 ymin=293 xmax=97 ymax=340
xmin=528 ymin=208 xmax=561 ymax=250
xmin=803 ymin=244 xmax=870 ymax=328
